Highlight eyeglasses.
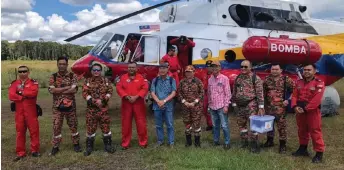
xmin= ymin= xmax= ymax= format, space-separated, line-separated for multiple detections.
xmin=241 ymin=66 xmax=249 ymax=69
xmin=92 ymin=69 xmax=101 ymax=72
xmin=18 ymin=70 xmax=28 ymax=73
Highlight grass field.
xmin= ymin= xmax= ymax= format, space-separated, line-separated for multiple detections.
xmin=1 ymin=61 xmax=344 ymax=170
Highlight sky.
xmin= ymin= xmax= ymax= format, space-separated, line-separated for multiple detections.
xmin=1 ymin=0 xmax=344 ymax=46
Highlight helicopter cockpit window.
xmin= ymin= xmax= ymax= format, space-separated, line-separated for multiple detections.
xmin=101 ymin=34 xmax=125 ymax=60
xmin=228 ymin=5 xmax=318 ymax=34
xmin=91 ymin=32 xmax=113 ymax=54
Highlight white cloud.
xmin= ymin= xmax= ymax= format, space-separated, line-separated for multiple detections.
xmin=1 ymin=1 xmax=160 ymax=45
xmin=106 ymin=1 xmax=143 ymax=14
xmin=59 ymin=0 xmax=133 ymax=6
xmin=1 ymin=0 xmax=35 ymax=13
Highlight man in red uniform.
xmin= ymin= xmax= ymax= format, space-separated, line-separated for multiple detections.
xmin=202 ymin=60 xmax=214 ymax=131
xmin=116 ymin=62 xmax=149 ymax=149
xmin=291 ymin=64 xmax=325 ymax=163
xmin=9 ymin=66 xmax=40 ymax=161
xmin=123 ymin=35 xmax=139 ymax=61
xmin=170 ymin=35 xmax=195 ymax=70
xmin=161 ymin=46 xmax=181 ymax=87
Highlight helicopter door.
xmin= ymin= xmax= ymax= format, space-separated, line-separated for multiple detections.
xmin=132 ymin=35 xmax=160 ymax=65
xmin=192 ymin=38 xmax=220 ymax=63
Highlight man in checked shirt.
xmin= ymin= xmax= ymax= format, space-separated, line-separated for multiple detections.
xmin=207 ymin=60 xmax=231 ymax=150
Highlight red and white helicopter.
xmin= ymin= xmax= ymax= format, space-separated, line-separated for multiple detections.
xmin=65 ymin=0 xmax=344 ymax=116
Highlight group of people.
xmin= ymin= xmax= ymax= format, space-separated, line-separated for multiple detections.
xmin=9 ymin=56 xmax=325 ymax=164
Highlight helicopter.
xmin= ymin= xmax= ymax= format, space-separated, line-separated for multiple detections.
xmin=65 ymin=0 xmax=344 ymax=116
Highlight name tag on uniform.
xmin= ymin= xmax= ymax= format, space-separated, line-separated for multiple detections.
xmin=134 ymin=80 xmax=139 ymax=82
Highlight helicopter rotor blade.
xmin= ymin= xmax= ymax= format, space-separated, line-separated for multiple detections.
xmin=64 ymin=0 xmax=180 ymax=42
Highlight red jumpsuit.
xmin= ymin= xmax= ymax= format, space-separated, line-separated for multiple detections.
xmin=170 ymin=38 xmax=195 ymax=71
xmin=9 ymin=79 xmax=40 ymax=157
xmin=291 ymin=77 xmax=325 ymax=152
xmin=124 ymin=39 xmax=139 ymax=54
xmin=116 ymin=73 xmax=149 ymax=148
xmin=201 ymin=71 xmax=213 ymax=127
xmin=161 ymin=54 xmax=181 ymax=87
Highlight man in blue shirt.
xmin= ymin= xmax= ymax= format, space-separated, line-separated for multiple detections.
xmin=150 ymin=62 xmax=177 ymax=147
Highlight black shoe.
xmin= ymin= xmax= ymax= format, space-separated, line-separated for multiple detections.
xmin=250 ymin=140 xmax=260 ymax=153
xmin=213 ymin=141 xmax=220 ymax=146
xmin=49 ymin=147 xmax=59 ymax=156
xmin=121 ymin=146 xmax=129 ymax=150
xmin=279 ymin=140 xmax=287 ymax=154
xmin=292 ymin=145 xmax=310 ymax=157
xmin=103 ymin=136 xmax=115 ymax=154
xmin=13 ymin=156 xmax=25 ymax=162
xmin=84 ymin=137 xmax=95 ymax=156
xmin=263 ymin=137 xmax=274 ymax=148
xmin=185 ymin=134 xmax=192 ymax=147
xmin=312 ymin=152 xmax=323 ymax=163
xmin=224 ymin=144 xmax=231 ymax=150
xmin=240 ymin=139 xmax=249 ymax=148
xmin=74 ymin=143 xmax=82 ymax=152
xmin=194 ymin=136 xmax=201 ymax=147
xmin=206 ymin=126 xmax=213 ymax=131
xmin=31 ymin=152 xmax=41 ymax=157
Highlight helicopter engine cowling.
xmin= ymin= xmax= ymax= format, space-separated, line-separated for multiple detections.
xmin=242 ymin=35 xmax=322 ymax=64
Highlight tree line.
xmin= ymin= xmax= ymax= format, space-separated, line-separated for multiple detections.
xmin=1 ymin=40 xmax=93 ymax=60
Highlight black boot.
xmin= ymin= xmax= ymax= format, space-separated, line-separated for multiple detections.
xmin=263 ymin=137 xmax=274 ymax=147
xmin=74 ymin=143 xmax=82 ymax=152
xmin=279 ymin=140 xmax=287 ymax=154
xmin=103 ymin=136 xmax=115 ymax=153
xmin=312 ymin=152 xmax=323 ymax=163
xmin=240 ymin=139 xmax=249 ymax=148
xmin=185 ymin=134 xmax=192 ymax=147
xmin=84 ymin=137 xmax=94 ymax=156
xmin=292 ymin=145 xmax=310 ymax=157
xmin=250 ymin=140 xmax=260 ymax=153
xmin=49 ymin=146 xmax=59 ymax=156
xmin=194 ymin=136 xmax=201 ymax=147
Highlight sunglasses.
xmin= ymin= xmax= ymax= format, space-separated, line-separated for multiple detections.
xmin=241 ymin=66 xmax=249 ymax=69
xmin=18 ymin=70 xmax=28 ymax=73
xmin=92 ymin=69 xmax=101 ymax=72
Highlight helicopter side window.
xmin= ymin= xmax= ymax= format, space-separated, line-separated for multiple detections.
xmin=101 ymin=34 xmax=125 ymax=60
xmin=132 ymin=35 xmax=160 ymax=64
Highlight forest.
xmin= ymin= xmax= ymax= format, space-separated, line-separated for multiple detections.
xmin=1 ymin=40 xmax=93 ymax=60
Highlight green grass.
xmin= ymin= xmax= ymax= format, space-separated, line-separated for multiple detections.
xmin=1 ymin=60 xmax=76 ymax=89
xmin=1 ymin=91 xmax=344 ymax=170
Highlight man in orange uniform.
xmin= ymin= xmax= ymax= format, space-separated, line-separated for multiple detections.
xmin=116 ymin=62 xmax=149 ymax=149
xmin=123 ymin=35 xmax=139 ymax=60
xmin=291 ymin=64 xmax=325 ymax=163
xmin=9 ymin=66 xmax=40 ymax=161
xmin=161 ymin=46 xmax=181 ymax=87
xmin=170 ymin=35 xmax=195 ymax=70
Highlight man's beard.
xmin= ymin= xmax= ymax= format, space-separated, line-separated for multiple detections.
xmin=129 ymin=71 xmax=136 ymax=76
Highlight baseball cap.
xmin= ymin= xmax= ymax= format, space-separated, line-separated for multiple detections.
xmin=159 ymin=62 xmax=169 ymax=68
xmin=185 ymin=65 xmax=195 ymax=72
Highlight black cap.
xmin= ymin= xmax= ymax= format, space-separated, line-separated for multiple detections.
xmin=206 ymin=60 xmax=213 ymax=67
xmin=159 ymin=62 xmax=169 ymax=68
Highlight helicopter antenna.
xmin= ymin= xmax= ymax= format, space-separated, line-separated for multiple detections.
xmin=64 ymin=0 xmax=181 ymax=42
